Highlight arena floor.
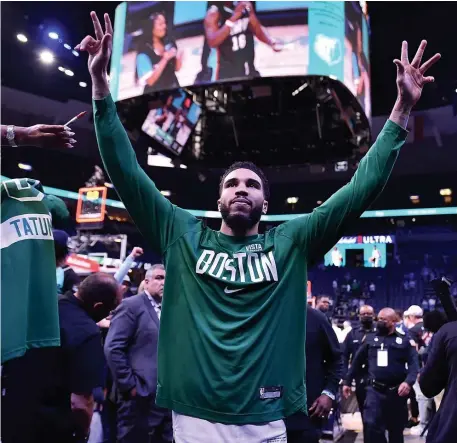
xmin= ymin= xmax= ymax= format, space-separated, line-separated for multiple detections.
xmin=338 ymin=413 xmax=425 ymax=442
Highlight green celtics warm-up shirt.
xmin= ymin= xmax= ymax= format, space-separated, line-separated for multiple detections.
xmin=1 ymin=178 xmax=60 ymax=363
xmin=94 ymin=95 xmax=407 ymax=424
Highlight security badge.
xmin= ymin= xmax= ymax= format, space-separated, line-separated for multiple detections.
xmin=377 ymin=343 xmax=388 ymax=367
xmin=396 ymin=337 xmax=403 ymax=345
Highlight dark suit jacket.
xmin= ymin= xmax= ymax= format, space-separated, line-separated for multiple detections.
xmin=420 ymin=321 xmax=457 ymax=443
xmin=104 ymin=293 xmax=160 ymax=398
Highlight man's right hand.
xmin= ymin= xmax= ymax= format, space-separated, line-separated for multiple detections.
xmin=342 ymin=385 xmax=352 ymax=399
xmin=131 ymin=247 xmax=144 ymax=258
xmin=230 ymin=1 xmax=250 ymax=22
xmin=163 ymin=47 xmax=177 ymax=61
xmin=16 ymin=124 xmax=76 ymax=149
xmin=76 ymin=11 xmax=113 ymax=98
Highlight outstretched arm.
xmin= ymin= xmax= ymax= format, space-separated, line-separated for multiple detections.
xmin=279 ymin=40 xmax=440 ymax=260
xmin=77 ymin=12 xmax=198 ymax=254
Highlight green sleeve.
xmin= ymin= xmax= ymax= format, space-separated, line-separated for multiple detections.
xmin=279 ymin=120 xmax=408 ymax=260
xmin=93 ymin=95 xmax=199 ymax=254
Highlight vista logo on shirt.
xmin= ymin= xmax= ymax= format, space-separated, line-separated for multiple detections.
xmin=195 ymin=249 xmax=278 ymax=283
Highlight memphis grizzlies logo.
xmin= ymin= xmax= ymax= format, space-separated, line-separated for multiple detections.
xmin=195 ymin=249 xmax=278 ymax=284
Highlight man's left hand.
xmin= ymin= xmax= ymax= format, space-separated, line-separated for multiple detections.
xmin=393 ymin=40 xmax=440 ymax=108
xmin=398 ymin=382 xmax=411 ymax=397
xmin=309 ymin=394 xmax=333 ymax=418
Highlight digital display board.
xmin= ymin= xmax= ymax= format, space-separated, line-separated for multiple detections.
xmin=324 ymin=234 xmax=394 ymax=269
xmin=110 ymin=1 xmax=371 ymax=119
xmin=141 ymin=89 xmax=202 ymax=155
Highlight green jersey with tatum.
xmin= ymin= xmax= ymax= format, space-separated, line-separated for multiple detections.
xmin=1 ymin=178 xmax=60 ymax=363
xmin=94 ymin=95 xmax=407 ymax=424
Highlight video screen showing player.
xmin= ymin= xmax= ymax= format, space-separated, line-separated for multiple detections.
xmin=113 ymin=1 xmax=371 ymax=121
xmin=202 ymin=2 xmax=283 ymax=81
xmin=345 ymin=1 xmax=371 ymax=119
xmin=142 ymin=90 xmax=201 ymax=155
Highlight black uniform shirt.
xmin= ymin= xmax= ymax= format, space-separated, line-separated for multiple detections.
xmin=345 ymin=328 xmax=419 ymax=387
xmin=342 ymin=324 xmax=376 ymax=378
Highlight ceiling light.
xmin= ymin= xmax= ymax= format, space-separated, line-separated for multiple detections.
xmin=104 ymin=182 xmax=114 ymax=188
xmin=439 ymin=188 xmax=452 ymax=196
xmin=58 ymin=66 xmax=65 ymax=72
xmin=17 ymin=33 xmax=28 ymax=43
xmin=64 ymin=69 xmax=74 ymax=76
xmin=64 ymin=43 xmax=71 ymax=50
xmin=179 ymin=164 xmax=188 ymax=169
xmin=287 ymin=197 xmax=299 ymax=204
xmin=48 ymin=32 xmax=59 ymax=39
xmin=18 ymin=163 xmax=32 ymax=171
xmin=160 ymin=190 xmax=171 ymax=197
xmin=39 ymin=50 xmax=54 ymax=64
xmin=317 ymin=200 xmax=322 ymax=205
xmin=72 ymin=50 xmax=79 ymax=57
xmin=79 ymin=81 xmax=87 ymax=87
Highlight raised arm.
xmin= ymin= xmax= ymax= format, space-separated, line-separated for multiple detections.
xmin=279 ymin=40 xmax=440 ymax=260
xmin=77 ymin=12 xmax=198 ymax=254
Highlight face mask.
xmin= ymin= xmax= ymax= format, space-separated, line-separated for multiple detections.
xmin=377 ymin=321 xmax=389 ymax=335
xmin=361 ymin=317 xmax=373 ymax=327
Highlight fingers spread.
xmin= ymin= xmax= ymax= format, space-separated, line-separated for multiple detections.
xmin=104 ymin=13 xmax=114 ymax=36
xmin=423 ymin=76 xmax=435 ymax=84
xmin=91 ymin=11 xmax=104 ymax=40
xmin=400 ymin=40 xmax=409 ymax=65
xmin=420 ymin=53 xmax=441 ymax=74
xmin=411 ymin=39 xmax=427 ymax=68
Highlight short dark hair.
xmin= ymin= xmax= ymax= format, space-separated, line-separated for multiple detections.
xmin=219 ymin=161 xmax=270 ymax=200
xmin=316 ymin=295 xmax=330 ymax=302
xmin=78 ymin=273 xmax=119 ymax=307
xmin=423 ymin=310 xmax=447 ymax=333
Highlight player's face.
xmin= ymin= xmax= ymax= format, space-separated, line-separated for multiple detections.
xmin=152 ymin=14 xmax=167 ymax=39
xmin=218 ymin=168 xmax=267 ymax=232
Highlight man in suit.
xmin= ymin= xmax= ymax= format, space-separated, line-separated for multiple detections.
xmin=285 ymin=306 xmax=343 ymax=443
xmin=104 ymin=264 xmax=172 ymax=443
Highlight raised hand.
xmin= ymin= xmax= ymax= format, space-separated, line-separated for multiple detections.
xmin=75 ymin=11 xmax=113 ymax=81
xmin=393 ymin=40 xmax=441 ymax=108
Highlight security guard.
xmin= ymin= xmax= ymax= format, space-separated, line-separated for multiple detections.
xmin=342 ymin=304 xmax=376 ymax=417
xmin=343 ymin=308 xmax=419 ymax=443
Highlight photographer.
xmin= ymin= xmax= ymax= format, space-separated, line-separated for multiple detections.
xmin=419 ymin=319 xmax=457 ymax=443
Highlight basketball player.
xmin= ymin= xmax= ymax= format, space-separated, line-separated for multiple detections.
xmin=331 ymin=247 xmax=343 ymax=267
xmin=78 ymin=11 xmax=440 ymax=442
xmin=370 ymin=244 xmax=381 ymax=267
xmin=203 ymin=1 xmax=283 ymax=80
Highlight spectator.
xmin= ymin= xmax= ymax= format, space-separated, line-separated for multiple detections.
xmin=286 ymin=307 xmax=343 ymax=443
xmin=419 ymin=321 xmax=457 ymax=443
xmin=104 ymin=265 xmax=172 ymax=443
xmin=40 ymin=273 xmax=120 ymax=442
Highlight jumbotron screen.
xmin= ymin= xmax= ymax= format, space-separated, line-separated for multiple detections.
xmin=324 ymin=234 xmax=395 ymax=269
xmin=141 ymin=89 xmax=202 ymax=155
xmin=110 ymin=1 xmax=371 ymax=119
